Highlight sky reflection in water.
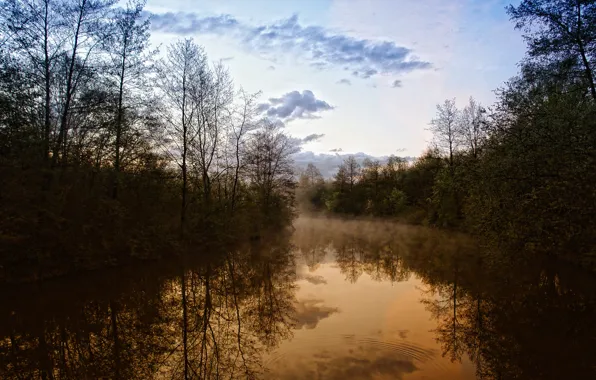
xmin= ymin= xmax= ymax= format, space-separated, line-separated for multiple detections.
xmin=1 ymin=217 xmax=595 ymax=379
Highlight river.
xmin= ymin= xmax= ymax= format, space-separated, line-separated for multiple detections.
xmin=1 ymin=217 xmax=595 ymax=379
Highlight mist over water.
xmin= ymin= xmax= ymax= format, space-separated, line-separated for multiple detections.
xmin=1 ymin=217 xmax=595 ymax=379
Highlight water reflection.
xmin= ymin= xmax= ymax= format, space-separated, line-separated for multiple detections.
xmin=1 ymin=217 xmax=596 ymax=379
xmin=0 ymin=233 xmax=297 ymax=379
xmin=291 ymin=217 xmax=596 ymax=379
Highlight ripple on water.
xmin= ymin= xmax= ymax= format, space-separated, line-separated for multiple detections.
xmin=264 ymin=333 xmax=449 ymax=377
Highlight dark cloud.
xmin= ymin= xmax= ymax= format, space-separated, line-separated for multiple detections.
xmin=258 ymin=90 xmax=333 ymax=121
xmin=337 ymin=78 xmax=351 ymax=85
xmin=293 ymin=299 xmax=339 ymax=329
xmin=392 ymin=79 xmax=403 ymax=88
xmin=352 ymin=69 xmax=378 ymax=79
xmin=302 ymin=133 xmax=325 ymax=143
xmin=303 ymin=274 xmax=327 ymax=285
xmin=310 ymin=62 xmax=328 ymax=70
xmin=220 ymin=56 xmax=234 ymax=61
xmin=149 ymin=13 xmax=432 ymax=78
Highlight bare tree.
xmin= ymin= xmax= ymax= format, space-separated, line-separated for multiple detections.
xmin=457 ymin=97 xmax=486 ymax=159
xmin=53 ymin=0 xmax=115 ymax=166
xmin=430 ymin=98 xmax=459 ymax=168
xmin=228 ymin=89 xmax=259 ymax=212
xmin=299 ymin=163 xmax=323 ymax=188
xmin=245 ymin=120 xmax=298 ymax=214
xmin=104 ymin=0 xmax=154 ymax=198
xmin=156 ymin=39 xmax=205 ymax=235
xmin=3 ymin=0 xmax=66 ymax=161
xmin=191 ymin=60 xmax=233 ymax=206
xmin=343 ymin=156 xmax=360 ymax=192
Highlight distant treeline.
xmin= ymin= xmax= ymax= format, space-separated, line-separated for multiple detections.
xmin=0 ymin=0 xmax=297 ymax=282
xmin=297 ymin=0 xmax=596 ymax=268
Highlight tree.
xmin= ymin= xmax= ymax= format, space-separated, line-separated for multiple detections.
xmin=156 ymin=39 xmax=206 ymax=235
xmin=105 ymin=0 xmax=154 ymax=198
xmin=52 ymin=0 xmax=116 ymax=166
xmin=343 ymin=155 xmax=360 ymax=192
xmin=457 ymin=97 xmax=486 ymax=159
xmin=190 ymin=61 xmax=233 ymax=207
xmin=430 ymin=99 xmax=459 ymax=168
xmin=245 ymin=120 xmax=298 ymax=222
xmin=297 ymin=163 xmax=325 ymax=212
xmin=228 ymin=89 xmax=259 ymax=212
xmin=507 ymin=0 xmax=596 ymax=100
xmin=299 ymin=163 xmax=323 ymax=188
xmin=2 ymin=0 xmax=66 ymax=162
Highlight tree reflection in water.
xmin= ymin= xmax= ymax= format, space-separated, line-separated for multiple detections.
xmin=2 ymin=218 xmax=596 ymax=379
xmin=0 ymin=232 xmax=297 ymax=379
xmin=292 ymin=217 xmax=596 ymax=380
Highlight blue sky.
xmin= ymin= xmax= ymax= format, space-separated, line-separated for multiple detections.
xmin=146 ymin=0 xmax=525 ymax=157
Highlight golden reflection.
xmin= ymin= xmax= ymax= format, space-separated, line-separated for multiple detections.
xmin=1 ymin=217 xmax=595 ymax=379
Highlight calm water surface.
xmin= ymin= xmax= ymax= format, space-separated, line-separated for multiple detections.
xmin=1 ymin=217 xmax=595 ymax=379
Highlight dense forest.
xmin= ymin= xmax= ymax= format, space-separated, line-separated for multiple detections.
xmin=297 ymin=1 xmax=596 ymax=268
xmin=0 ymin=0 xmax=298 ymax=281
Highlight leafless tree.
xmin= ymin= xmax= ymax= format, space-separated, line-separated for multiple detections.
xmin=457 ymin=97 xmax=486 ymax=159
xmin=430 ymin=98 xmax=459 ymax=168
xmin=245 ymin=120 xmax=298 ymax=213
xmin=155 ymin=39 xmax=206 ymax=234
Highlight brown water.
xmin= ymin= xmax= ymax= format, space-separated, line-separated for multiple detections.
xmin=1 ymin=217 xmax=595 ymax=379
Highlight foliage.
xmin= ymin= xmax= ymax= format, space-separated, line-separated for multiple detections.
xmin=0 ymin=1 xmax=298 ymax=282
xmin=298 ymin=0 xmax=596 ymax=266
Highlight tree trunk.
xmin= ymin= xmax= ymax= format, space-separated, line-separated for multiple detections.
xmin=113 ymin=48 xmax=127 ymax=199
xmin=576 ymin=3 xmax=596 ymax=101
xmin=43 ymin=0 xmax=51 ymax=163
xmin=53 ymin=2 xmax=85 ymax=167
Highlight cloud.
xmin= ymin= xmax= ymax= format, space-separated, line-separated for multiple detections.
xmin=149 ymin=13 xmax=432 ymax=79
xmin=303 ymin=274 xmax=327 ymax=285
xmin=220 ymin=56 xmax=234 ymax=61
xmin=315 ymin=354 xmax=418 ymax=380
xmin=352 ymin=69 xmax=378 ymax=79
xmin=267 ymin=65 xmax=276 ymax=70
xmin=257 ymin=90 xmax=334 ymax=121
xmin=392 ymin=79 xmax=403 ymax=88
xmin=337 ymin=78 xmax=351 ymax=85
xmin=293 ymin=151 xmax=416 ymax=178
xmin=302 ymin=133 xmax=325 ymax=143
xmin=293 ymin=299 xmax=339 ymax=329
xmin=270 ymin=336 xmax=432 ymax=380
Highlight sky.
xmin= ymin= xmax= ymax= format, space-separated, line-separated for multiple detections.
xmin=145 ymin=0 xmax=526 ymax=158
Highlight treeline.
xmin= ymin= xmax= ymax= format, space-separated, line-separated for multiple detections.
xmin=297 ymin=0 xmax=596 ymax=267
xmin=0 ymin=0 xmax=297 ymax=281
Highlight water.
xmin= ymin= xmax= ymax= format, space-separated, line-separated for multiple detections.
xmin=1 ymin=217 xmax=595 ymax=379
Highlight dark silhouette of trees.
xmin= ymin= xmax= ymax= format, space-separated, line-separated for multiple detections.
xmin=507 ymin=0 xmax=596 ymax=100
xmin=0 ymin=1 xmax=298 ymax=281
